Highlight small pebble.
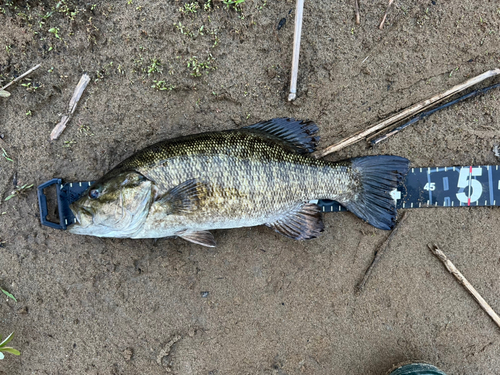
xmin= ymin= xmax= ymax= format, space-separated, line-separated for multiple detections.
xmin=277 ymin=18 xmax=286 ymax=30
xmin=123 ymin=348 xmax=133 ymax=361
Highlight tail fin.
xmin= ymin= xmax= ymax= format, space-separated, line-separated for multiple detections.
xmin=343 ymin=155 xmax=409 ymax=230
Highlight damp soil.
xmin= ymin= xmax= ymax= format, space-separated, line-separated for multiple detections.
xmin=1 ymin=1 xmax=499 ymax=374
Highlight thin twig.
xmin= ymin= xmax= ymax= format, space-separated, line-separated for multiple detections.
xmin=355 ymin=0 xmax=360 ymax=24
xmin=356 ymin=212 xmax=408 ymax=293
xmin=315 ymin=68 xmax=500 ymax=158
xmin=1 ymin=64 xmax=41 ymax=91
xmin=288 ymin=0 xmax=305 ymax=101
xmin=427 ymin=243 xmax=500 ymax=329
xmin=370 ymin=82 xmax=500 ymax=145
xmin=50 ymin=73 xmax=90 ymax=141
xmin=379 ymin=0 xmax=394 ymax=29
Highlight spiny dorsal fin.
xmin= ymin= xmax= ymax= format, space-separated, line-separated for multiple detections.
xmin=266 ymin=203 xmax=324 ymax=240
xmin=178 ymin=231 xmax=216 ymax=247
xmin=243 ymin=118 xmax=319 ymax=154
xmin=157 ymin=178 xmax=207 ymax=214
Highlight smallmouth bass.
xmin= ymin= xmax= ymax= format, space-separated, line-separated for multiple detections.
xmin=69 ymin=118 xmax=409 ymax=247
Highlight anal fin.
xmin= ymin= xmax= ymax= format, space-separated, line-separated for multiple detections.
xmin=266 ymin=203 xmax=324 ymax=240
xmin=178 ymin=231 xmax=216 ymax=247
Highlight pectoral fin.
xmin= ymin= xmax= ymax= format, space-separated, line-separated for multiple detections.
xmin=157 ymin=178 xmax=207 ymax=214
xmin=178 ymin=231 xmax=216 ymax=247
xmin=266 ymin=203 xmax=324 ymax=240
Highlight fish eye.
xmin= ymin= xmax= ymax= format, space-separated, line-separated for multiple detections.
xmin=89 ymin=188 xmax=101 ymax=199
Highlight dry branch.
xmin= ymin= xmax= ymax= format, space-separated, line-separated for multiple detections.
xmin=355 ymin=0 xmax=360 ymax=24
xmin=379 ymin=0 xmax=394 ymax=29
xmin=1 ymin=64 xmax=41 ymax=91
xmin=50 ymin=73 xmax=90 ymax=141
xmin=356 ymin=212 xmax=409 ymax=293
xmin=428 ymin=243 xmax=500 ymax=329
xmin=316 ymin=68 xmax=500 ymax=158
xmin=288 ymin=0 xmax=305 ymax=101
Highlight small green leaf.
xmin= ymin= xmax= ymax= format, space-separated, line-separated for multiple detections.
xmin=0 ymin=332 xmax=14 ymax=347
xmin=1 ymin=148 xmax=13 ymax=162
xmin=1 ymin=289 xmax=17 ymax=302
xmin=0 ymin=90 xmax=10 ymax=97
xmin=0 ymin=351 xmax=4 ymax=360
xmin=0 ymin=347 xmax=20 ymax=356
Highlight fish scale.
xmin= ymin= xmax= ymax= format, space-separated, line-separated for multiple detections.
xmin=120 ymin=130 xmax=351 ymax=223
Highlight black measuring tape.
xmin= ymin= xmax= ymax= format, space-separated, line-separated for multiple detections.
xmin=38 ymin=164 xmax=500 ymax=230
xmin=319 ymin=164 xmax=500 ymax=212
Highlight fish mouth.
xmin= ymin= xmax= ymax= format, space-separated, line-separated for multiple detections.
xmin=69 ymin=204 xmax=94 ymax=229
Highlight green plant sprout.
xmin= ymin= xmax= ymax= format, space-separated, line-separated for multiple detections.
xmin=4 ymin=184 xmax=33 ymax=201
xmin=146 ymin=59 xmax=162 ymax=75
xmin=62 ymin=140 xmax=76 ymax=148
xmin=56 ymin=0 xmax=79 ymax=20
xmin=223 ymin=0 xmax=245 ymax=10
xmin=151 ymin=80 xmax=176 ymax=91
xmin=48 ymin=27 xmax=61 ymax=39
xmin=179 ymin=2 xmax=200 ymax=14
xmin=1 ymin=148 xmax=13 ymax=162
xmin=20 ymin=80 xmax=40 ymax=92
xmin=1 ymin=288 xmax=16 ymax=302
xmin=0 ymin=332 xmax=20 ymax=360
xmin=78 ymin=124 xmax=94 ymax=136
xmin=187 ymin=55 xmax=215 ymax=77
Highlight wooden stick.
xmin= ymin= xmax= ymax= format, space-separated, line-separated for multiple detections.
xmin=1 ymin=64 xmax=41 ymax=91
xmin=379 ymin=0 xmax=394 ymax=30
xmin=370 ymin=81 xmax=500 ymax=145
xmin=428 ymin=243 xmax=500 ymax=329
xmin=356 ymin=212 xmax=408 ymax=293
xmin=355 ymin=0 xmax=360 ymax=25
xmin=67 ymin=74 xmax=91 ymax=115
xmin=50 ymin=73 xmax=90 ymax=141
xmin=315 ymin=68 xmax=500 ymax=158
xmin=288 ymin=0 xmax=305 ymax=101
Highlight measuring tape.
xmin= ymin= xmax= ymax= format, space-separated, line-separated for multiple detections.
xmin=319 ymin=164 xmax=500 ymax=212
xmin=37 ymin=164 xmax=500 ymax=230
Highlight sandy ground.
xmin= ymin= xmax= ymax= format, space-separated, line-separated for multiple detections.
xmin=1 ymin=0 xmax=499 ymax=374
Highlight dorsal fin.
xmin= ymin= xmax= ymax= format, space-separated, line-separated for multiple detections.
xmin=243 ymin=118 xmax=319 ymax=154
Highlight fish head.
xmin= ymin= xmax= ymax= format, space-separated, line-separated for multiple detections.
xmin=68 ymin=171 xmax=153 ymax=237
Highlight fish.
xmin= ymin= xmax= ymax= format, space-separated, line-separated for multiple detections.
xmin=68 ymin=118 xmax=409 ymax=247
